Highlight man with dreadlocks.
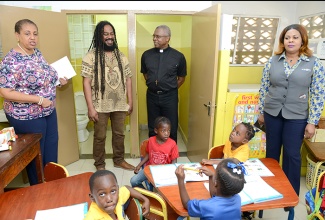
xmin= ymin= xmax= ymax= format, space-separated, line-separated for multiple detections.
xmin=81 ymin=21 xmax=135 ymax=171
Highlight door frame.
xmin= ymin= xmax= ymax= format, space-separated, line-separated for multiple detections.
xmin=64 ymin=10 xmax=196 ymax=157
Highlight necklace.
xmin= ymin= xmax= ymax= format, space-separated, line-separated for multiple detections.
xmin=17 ymin=43 xmax=38 ymax=61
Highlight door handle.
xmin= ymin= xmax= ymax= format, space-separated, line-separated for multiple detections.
xmin=203 ymin=101 xmax=217 ymax=116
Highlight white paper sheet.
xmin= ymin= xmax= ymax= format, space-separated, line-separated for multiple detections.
xmin=244 ymin=158 xmax=274 ymax=176
xmin=50 ymin=56 xmax=77 ymax=86
xmin=34 ymin=202 xmax=88 ymax=220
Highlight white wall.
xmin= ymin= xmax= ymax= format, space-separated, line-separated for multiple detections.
xmin=296 ymin=1 xmax=325 ymax=19
xmin=1 ymin=1 xmax=323 ymax=48
xmin=213 ymin=1 xmax=297 ymax=31
xmin=1 ymin=1 xmax=323 ymax=27
xmin=0 ymin=1 xmax=213 ymax=12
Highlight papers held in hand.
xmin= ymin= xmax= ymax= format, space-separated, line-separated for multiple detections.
xmin=50 ymin=56 xmax=77 ymax=86
xmin=254 ymin=120 xmax=266 ymax=132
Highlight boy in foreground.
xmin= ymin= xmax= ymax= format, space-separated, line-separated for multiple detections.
xmin=84 ymin=170 xmax=150 ymax=220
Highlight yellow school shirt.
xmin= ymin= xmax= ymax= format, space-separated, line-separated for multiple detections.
xmin=84 ymin=186 xmax=130 ymax=220
xmin=223 ymin=140 xmax=249 ymax=162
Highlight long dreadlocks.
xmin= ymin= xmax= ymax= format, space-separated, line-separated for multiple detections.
xmin=88 ymin=21 xmax=125 ymax=100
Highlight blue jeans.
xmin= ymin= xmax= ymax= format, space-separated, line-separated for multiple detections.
xmin=7 ymin=109 xmax=58 ymax=185
xmin=130 ymin=169 xmax=146 ymax=189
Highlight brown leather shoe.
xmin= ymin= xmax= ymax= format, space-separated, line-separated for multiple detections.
xmin=114 ymin=160 xmax=135 ymax=171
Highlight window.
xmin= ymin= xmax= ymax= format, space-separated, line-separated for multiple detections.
xmin=300 ymin=13 xmax=325 ymax=39
xmin=230 ymin=16 xmax=280 ymax=65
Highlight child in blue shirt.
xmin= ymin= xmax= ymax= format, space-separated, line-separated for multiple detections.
xmin=175 ymin=158 xmax=245 ymax=220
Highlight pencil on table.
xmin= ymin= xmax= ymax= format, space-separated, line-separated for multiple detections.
xmin=183 ymin=167 xmax=200 ymax=172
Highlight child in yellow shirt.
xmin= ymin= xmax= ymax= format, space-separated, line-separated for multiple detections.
xmin=84 ymin=170 xmax=150 ymax=220
xmin=201 ymin=122 xmax=255 ymax=165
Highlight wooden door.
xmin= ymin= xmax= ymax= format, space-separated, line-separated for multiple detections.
xmin=0 ymin=5 xmax=79 ymax=165
xmin=186 ymin=4 xmax=221 ymax=162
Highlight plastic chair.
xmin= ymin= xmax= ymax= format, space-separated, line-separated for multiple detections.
xmin=134 ymin=187 xmax=187 ymax=220
xmin=140 ymin=139 xmax=154 ymax=191
xmin=124 ymin=197 xmax=143 ymax=220
xmin=306 ymin=170 xmax=325 ymax=220
xmin=207 ymin=144 xmax=225 ymax=159
xmin=44 ymin=162 xmax=69 ymax=182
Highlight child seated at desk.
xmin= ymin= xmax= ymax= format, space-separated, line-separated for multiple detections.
xmin=84 ymin=170 xmax=150 ymax=220
xmin=175 ymin=158 xmax=246 ymax=220
xmin=130 ymin=116 xmax=179 ymax=189
xmin=201 ymin=122 xmax=255 ymax=165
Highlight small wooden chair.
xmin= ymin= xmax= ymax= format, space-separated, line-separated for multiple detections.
xmin=124 ymin=197 xmax=143 ymax=220
xmin=44 ymin=162 xmax=69 ymax=182
xmin=140 ymin=139 xmax=154 ymax=191
xmin=207 ymin=144 xmax=225 ymax=159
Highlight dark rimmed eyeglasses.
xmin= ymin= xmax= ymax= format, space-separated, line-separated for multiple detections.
xmin=152 ymin=35 xmax=168 ymax=39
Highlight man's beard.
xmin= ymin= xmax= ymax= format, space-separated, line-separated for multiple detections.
xmin=103 ymin=41 xmax=118 ymax=51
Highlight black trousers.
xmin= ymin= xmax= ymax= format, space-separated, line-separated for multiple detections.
xmin=264 ymin=111 xmax=306 ymax=196
xmin=146 ymin=89 xmax=178 ymax=143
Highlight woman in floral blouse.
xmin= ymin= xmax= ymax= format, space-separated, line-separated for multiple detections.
xmin=0 ymin=19 xmax=68 ymax=185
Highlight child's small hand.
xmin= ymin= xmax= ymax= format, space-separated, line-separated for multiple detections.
xmin=134 ymin=166 xmax=141 ymax=174
xmin=201 ymin=159 xmax=213 ymax=165
xmin=175 ymin=164 xmax=185 ymax=181
xmin=142 ymin=199 xmax=150 ymax=216
xmin=199 ymin=166 xmax=214 ymax=177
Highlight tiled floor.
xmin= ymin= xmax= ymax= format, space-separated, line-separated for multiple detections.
xmin=78 ymin=129 xmax=188 ymax=156
xmin=7 ymin=129 xmax=308 ymax=219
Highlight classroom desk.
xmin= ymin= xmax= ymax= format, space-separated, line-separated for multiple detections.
xmin=303 ymin=139 xmax=325 ymax=161
xmin=0 ymin=133 xmax=43 ymax=194
xmin=144 ymin=158 xmax=299 ymax=217
xmin=0 ymin=172 xmax=92 ymax=219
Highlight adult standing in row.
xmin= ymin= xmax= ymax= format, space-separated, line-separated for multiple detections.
xmin=141 ymin=25 xmax=187 ymax=143
xmin=0 ymin=19 xmax=68 ymax=185
xmin=81 ymin=21 xmax=135 ymax=171
xmin=257 ymin=24 xmax=325 ymax=212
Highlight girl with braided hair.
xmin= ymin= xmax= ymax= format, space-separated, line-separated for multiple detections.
xmin=175 ymin=158 xmax=245 ymax=219
xmin=81 ymin=21 xmax=134 ymax=171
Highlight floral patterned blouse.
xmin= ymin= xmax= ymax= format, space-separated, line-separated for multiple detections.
xmin=258 ymin=53 xmax=325 ymax=125
xmin=0 ymin=48 xmax=58 ymax=120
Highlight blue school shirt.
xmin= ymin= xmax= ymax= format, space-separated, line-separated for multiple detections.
xmin=187 ymin=194 xmax=241 ymax=220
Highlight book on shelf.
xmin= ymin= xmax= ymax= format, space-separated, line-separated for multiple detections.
xmin=149 ymin=162 xmax=208 ymax=187
xmin=204 ymin=174 xmax=283 ymax=206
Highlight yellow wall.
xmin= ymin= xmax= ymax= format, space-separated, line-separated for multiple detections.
xmin=213 ymin=50 xmax=230 ymax=146
xmin=72 ymin=14 xmax=129 ymax=93
xmin=228 ymin=66 xmax=263 ymax=84
xmin=70 ymin=14 xmax=129 ymax=128
xmin=135 ymin=15 xmax=192 ymax=138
